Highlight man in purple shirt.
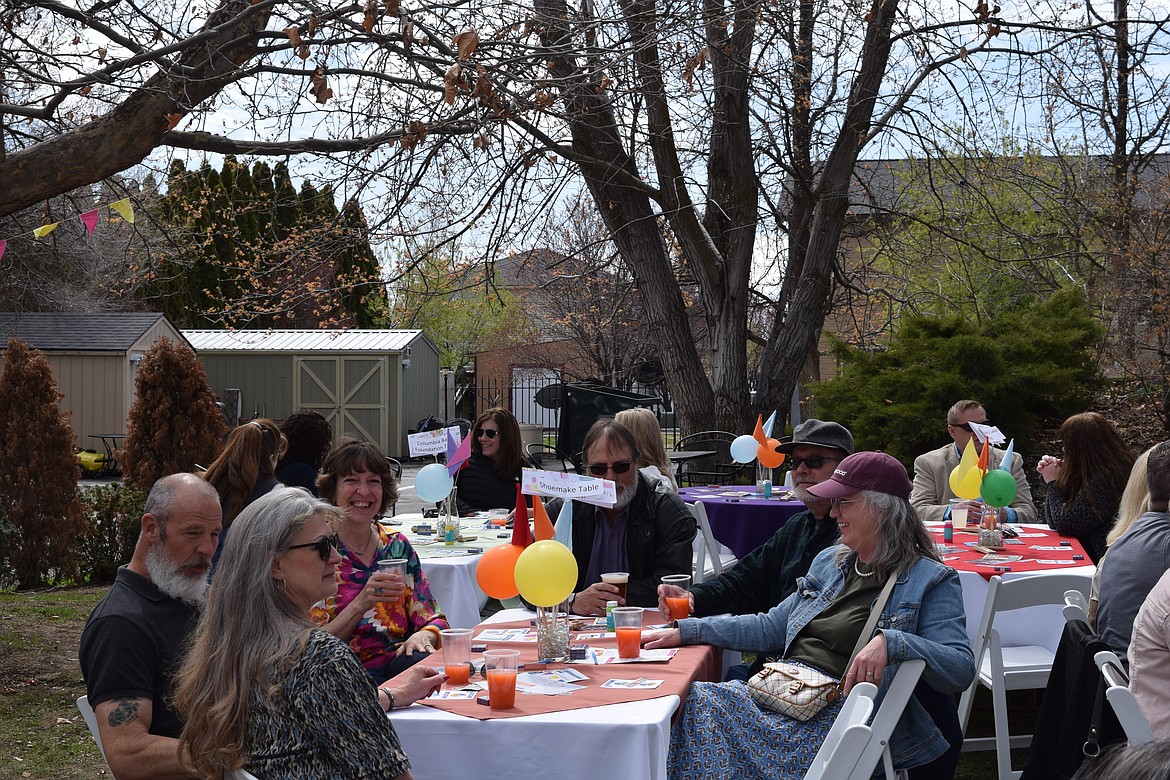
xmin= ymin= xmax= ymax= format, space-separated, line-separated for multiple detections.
xmin=561 ymin=420 xmax=696 ymax=615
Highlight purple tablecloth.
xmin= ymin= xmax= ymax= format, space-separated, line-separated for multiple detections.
xmin=678 ymin=487 xmax=806 ymax=559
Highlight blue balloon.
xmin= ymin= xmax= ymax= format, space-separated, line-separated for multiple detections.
xmin=730 ymin=434 xmax=759 ymax=464
xmin=415 ymin=462 xmax=454 ymax=503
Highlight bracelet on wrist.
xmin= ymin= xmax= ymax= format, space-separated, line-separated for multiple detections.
xmin=379 ymin=687 xmax=396 ymax=711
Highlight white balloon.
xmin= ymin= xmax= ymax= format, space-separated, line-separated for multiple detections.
xmin=730 ymin=434 xmax=759 ymax=464
xmin=415 ymin=462 xmax=454 ymax=502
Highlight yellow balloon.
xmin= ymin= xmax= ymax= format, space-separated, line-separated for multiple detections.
xmin=514 ymin=540 xmax=579 ymax=607
xmin=948 ymin=464 xmax=967 ymax=495
xmin=954 ymin=465 xmax=983 ymax=500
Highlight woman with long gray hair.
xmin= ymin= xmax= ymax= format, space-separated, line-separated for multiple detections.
xmin=646 ymin=452 xmax=974 ymax=779
xmin=174 ymin=488 xmax=443 ymax=779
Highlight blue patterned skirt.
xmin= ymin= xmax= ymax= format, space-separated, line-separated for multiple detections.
xmin=667 ymin=678 xmax=843 ymax=780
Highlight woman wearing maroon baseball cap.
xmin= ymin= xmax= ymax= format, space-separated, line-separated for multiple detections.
xmin=646 ymin=451 xmax=973 ymax=779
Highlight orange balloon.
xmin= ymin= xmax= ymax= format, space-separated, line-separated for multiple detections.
xmin=475 ymin=544 xmax=524 ymax=599
xmin=758 ymin=438 xmax=785 ymax=469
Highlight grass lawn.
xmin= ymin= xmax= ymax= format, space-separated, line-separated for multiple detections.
xmin=0 ymin=587 xmax=108 ymax=779
xmin=0 ymin=586 xmax=1042 ymax=779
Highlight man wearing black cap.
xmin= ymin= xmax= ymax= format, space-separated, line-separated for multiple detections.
xmin=658 ymin=418 xmax=854 ymax=680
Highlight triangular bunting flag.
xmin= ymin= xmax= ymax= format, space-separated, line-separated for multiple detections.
xmin=33 ymin=222 xmax=60 ymax=238
xmin=80 ymin=209 xmax=100 ymax=235
xmin=109 ymin=198 xmax=135 ymax=223
xmin=0 ymin=240 xmax=6 ymax=263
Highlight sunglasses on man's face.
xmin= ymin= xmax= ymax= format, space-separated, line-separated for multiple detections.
xmin=475 ymin=428 xmax=500 ymax=439
xmin=287 ymin=535 xmax=337 ymax=561
xmin=785 ymin=455 xmax=838 ymax=471
xmin=588 ymin=461 xmax=633 ymax=476
xmin=951 ymin=421 xmax=989 ymax=432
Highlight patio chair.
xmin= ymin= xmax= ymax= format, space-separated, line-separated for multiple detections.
xmin=803 ymin=681 xmax=879 ymax=779
xmin=526 ymin=443 xmax=581 ymax=474
xmin=225 ymin=769 xmax=262 ymax=779
xmin=1064 ymin=589 xmax=1090 ymax=624
xmin=958 ymin=572 xmax=1093 ymax=780
xmin=673 ymin=431 xmax=740 ymax=486
xmin=77 ymin=695 xmax=108 ymax=766
xmin=1094 ymin=649 xmax=1155 ymax=746
xmin=688 ymin=501 xmax=737 ymax=584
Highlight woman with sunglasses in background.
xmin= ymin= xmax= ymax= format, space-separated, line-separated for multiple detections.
xmin=175 ymin=488 xmax=443 ymax=779
xmin=456 ymin=407 xmax=534 ymax=514
xmin=312 ymin=438 xmax=449 ymax=684
xmin=1036 ymin=411 xmax=1136 ymax=562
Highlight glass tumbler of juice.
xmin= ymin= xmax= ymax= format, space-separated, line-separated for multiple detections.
xmin=661 ymin=574 xmax=692 ymax=620
xmin=440 ymin=628 xmax=473 ymax=686
xmin=612 ymin=606 xmax=645 ymax=660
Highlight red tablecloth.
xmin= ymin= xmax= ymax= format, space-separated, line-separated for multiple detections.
xmin=928 ymin=523 xmax=1090 ymax=580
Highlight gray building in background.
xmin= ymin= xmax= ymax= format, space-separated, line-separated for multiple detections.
xmin=0 ymin=311 xmax=188 ymax=447
xmin=183 ymin=329 xmax=440 ymax=458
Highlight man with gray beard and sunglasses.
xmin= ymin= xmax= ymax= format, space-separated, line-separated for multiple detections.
xmin=80 ymin=473 xmax=221 ymax=780
xmin=554 ymin=419 xmax=696 ymax=616
xmin=657 ymin=419 xmax=854 ymax=680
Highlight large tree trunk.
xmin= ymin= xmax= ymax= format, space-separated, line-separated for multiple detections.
xmin=0 ymin=0 xmax=270 ymax=217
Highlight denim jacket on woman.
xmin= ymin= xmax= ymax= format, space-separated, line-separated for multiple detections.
xmin=676 ymin=545 xmax=975 ymax=770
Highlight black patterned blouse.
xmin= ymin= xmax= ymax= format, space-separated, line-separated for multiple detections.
xmin=244 ymin=629 xmax=411 ymax=779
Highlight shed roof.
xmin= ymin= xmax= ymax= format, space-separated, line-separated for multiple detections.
xmin=0 ymin=312 xmax=181 ymax=352
xmin=183 ymin=329 xmax=425 ymax=352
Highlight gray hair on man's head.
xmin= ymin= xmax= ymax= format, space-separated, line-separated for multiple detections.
xmin=835 ymin=490 xmax=939 ymax=579
xmin=143 ymin=473 xmax=219 ymax=535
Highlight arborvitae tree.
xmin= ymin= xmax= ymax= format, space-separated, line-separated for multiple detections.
xmin=121 ymin=338 xmax=226 ymax=491
xmin=338 ymin=198 xmax=388 ymax=328
xmin=0 ymin=338 xmax=87 ymax=588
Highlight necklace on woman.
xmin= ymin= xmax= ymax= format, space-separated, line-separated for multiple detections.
xmin=340 ymin=524 xmax=375 ymax=557
xmin=854 ymin=558 xmax=874 ymax=577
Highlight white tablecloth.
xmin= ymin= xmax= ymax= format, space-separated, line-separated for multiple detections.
xmin=391 ymin=608 xmax=680 ymax=780
xmin=385 ymin=514 xmax=514 ymax=629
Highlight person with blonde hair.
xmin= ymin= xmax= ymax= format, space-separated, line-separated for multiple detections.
xmin=174 ymin=488 xmax=442 ymax=779
xmin=1089 ymin=447 xmax=1153 ymax=625
xmin=615 ymin=407 xmax=677 ymax=490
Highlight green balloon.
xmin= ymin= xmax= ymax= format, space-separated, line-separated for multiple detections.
xmin=980 ymin=469 xmax=1018 ymax=508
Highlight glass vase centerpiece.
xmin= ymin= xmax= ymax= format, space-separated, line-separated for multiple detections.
xmin=535 ymin=600 xmax=570 ymax=661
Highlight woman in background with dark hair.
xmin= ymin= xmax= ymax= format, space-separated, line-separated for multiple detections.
xmin=1037 ymin=411 xmax=1136 ymax=562
xmin=456 ymin=407 xmax=532 ymax=513
xmin=276 ymin=410 xmax=333 ymax=495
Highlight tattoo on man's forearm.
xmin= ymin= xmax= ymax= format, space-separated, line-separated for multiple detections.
xmin=107 ymin=699 xmax=140 ymax=727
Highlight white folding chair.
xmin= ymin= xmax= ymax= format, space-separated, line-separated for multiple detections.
xmin=1094 ymin=649 xmax=1156 ymax=746
xmin=804 ymin=682 xmax=879 ymax=780
xmin=77 ymin=695 xmax=109 ymax=766
xmin=688 ymin=502 xmax=737 ymax=584
xmin=225 ymin=769 xmax=262 ymax=780
xmin=855 ymin=659 xmax=926 ymax=780
xmin=957 ymin=573 xmax=1093 ymax=780
xmin=1063 ymin=589 xmax=1090 ymax=624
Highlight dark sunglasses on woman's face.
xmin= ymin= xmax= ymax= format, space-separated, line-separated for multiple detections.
xmin=287 ymin=535 xmax=338 ymax=561
xmin=475 ymin=428 xmax=500 ymax=439
xmin=785 ymin=455 xmax=838 ymax=471
xmin=588 ymin=461 xmax=633 ymax=476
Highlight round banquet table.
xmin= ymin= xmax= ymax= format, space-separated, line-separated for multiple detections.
xmin=677 ymin=486 xmax=806 ymax=558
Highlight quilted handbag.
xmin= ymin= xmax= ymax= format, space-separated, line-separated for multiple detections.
xmin=747 ymin=565 xmax=900 ymax=721
xmin=747 ymin=662 xmax=841 ymax=721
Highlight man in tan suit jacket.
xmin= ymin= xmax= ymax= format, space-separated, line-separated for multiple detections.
xmin=911 ymin=399 xmax=1037 ymax=523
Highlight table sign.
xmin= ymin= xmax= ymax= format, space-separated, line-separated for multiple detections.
xmin=522 ymin=467 xmax=616 ymax=507
xmin=408 ymin=426 xmax=462 ymax=457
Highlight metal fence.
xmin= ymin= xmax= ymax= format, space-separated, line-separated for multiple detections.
xmin=438 ymin=375 xmax=679 ymax=448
